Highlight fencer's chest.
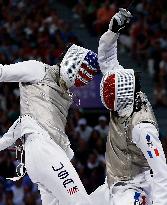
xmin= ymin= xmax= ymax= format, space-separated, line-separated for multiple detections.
xmin=19 ymin=77 xmax=72 ymax=120
xmin=109 ymin=116 xmax=132 ymax=150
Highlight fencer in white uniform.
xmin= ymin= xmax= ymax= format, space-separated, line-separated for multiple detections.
xmin=91 ymin=9 xmax=167 ymax=205
xmin=0 ymin=44 xmax=99 ymax=205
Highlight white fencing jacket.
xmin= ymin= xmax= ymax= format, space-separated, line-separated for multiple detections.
xmin=0 ymin=60 xmax=47 ymax=142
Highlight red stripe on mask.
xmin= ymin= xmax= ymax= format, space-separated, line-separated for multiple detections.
xmin=81 ymin=63 xmax=97 ymax=76
xmin=78 ymin=70 xmax=92 ymax=82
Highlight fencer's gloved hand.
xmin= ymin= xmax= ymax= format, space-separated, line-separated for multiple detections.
xmin=109 ymin=8 xmax=132 ymax=33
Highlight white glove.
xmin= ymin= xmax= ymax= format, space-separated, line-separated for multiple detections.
xmin=109 ymin=8 xmax=132 ymax=33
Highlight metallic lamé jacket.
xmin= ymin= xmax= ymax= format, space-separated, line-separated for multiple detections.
xmin=19 ymin=66 xmax=73 ymax=151
xmin=106 ymin=92 xmax=158 ymax=186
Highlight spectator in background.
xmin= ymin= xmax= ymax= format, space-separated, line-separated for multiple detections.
xmin=88 ymin=130 xmax=101 ymax=150
xmin=0 ymin=193 xmax=4 ymax=205
xmin=75 ymin=118 xmax=93 ymax=142
xmin=161 ymin=14 xmax=167 ymax=30
xmin=23 ymin=180 xmax=34 ymax=198
xmin=94 ymin=138 xmax=106 ymax=160
xmin=130 ymin=14 xmax=149 ymax=63
xmin=76 ymin=166 xmax=88 ymax=189
xmin=94 ymin=0 xmax=116 ymax=34
xmin=5 ymin=190 xmax=15 ymax=205
xmin=7 ymin=101 xmax=20 ymax=123
xmin=73 ymin=0 xmax=87 ymax=21
xmin=23 ymin=176 xmax=41 ymax=205
xmin=83 ymin=0 xmax=99 ymax=35
xmin=148 ymin=40 xmax=162 ymax=78
xmin=136 ymin=29 xmax=150 ymax=67
xmin=24 ymin=193 xmax=37 ymax=205
xmin=86 ymin=152 xmax=105 ymax=193
xmin=0 ymin=183 xmax=5 ymax=205
xmin=94 ymin=116 xmax=108 ymax=139
xmin=0 ymin=151 xmax=16 ymax=178
xmin=154 ymin=81 xmax=167 ymax=108
xmin=11 ymin=179 xmax=24 ymax=205
xmin=160 ymin=50 xmax=167 ymax=88
xmin=75 ymin=138 xmax=90 ymax=164
xmin=160 ymin=29 xmax=167 ymax=49
xmin=87 ymin=153 xmax=99 ymax=170
xmin=0 ymin=1 xmax=80 ymax=65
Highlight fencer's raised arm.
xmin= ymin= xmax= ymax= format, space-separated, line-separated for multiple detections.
xmin=0 ymin=117 xmax=21 ymax=151
xmin=98 ymin=9 xmax=132 ymax=75
xmin=0 ymin=60 xmax=46 ymax=82
xmin=98 ymin=30 xmax=120 ymax=74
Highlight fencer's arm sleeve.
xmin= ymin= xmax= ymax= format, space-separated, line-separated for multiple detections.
xmin=98 ymin=30 xmax=123 ymax=75
xmin=132 ymin=123 xmax=167 ymax=205
xmin=0 ymin=60 xmax=46 ymax=82
xmin=0 ymin=118 xmax=21 ymax=151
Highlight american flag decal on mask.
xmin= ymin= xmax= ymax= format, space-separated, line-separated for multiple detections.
xmin=67 ymin=186 xmax=79 ymax=195
xmin=84 ymin=51 xmax=99 ymax=70
xmin=74 ymin=51 xmax=99 ymax=87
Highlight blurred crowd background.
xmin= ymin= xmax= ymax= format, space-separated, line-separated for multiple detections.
xmin=0 ymin=0 xmax=167 ymax=204
xmin=70 ymin=0 xmax=167 ymax=107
